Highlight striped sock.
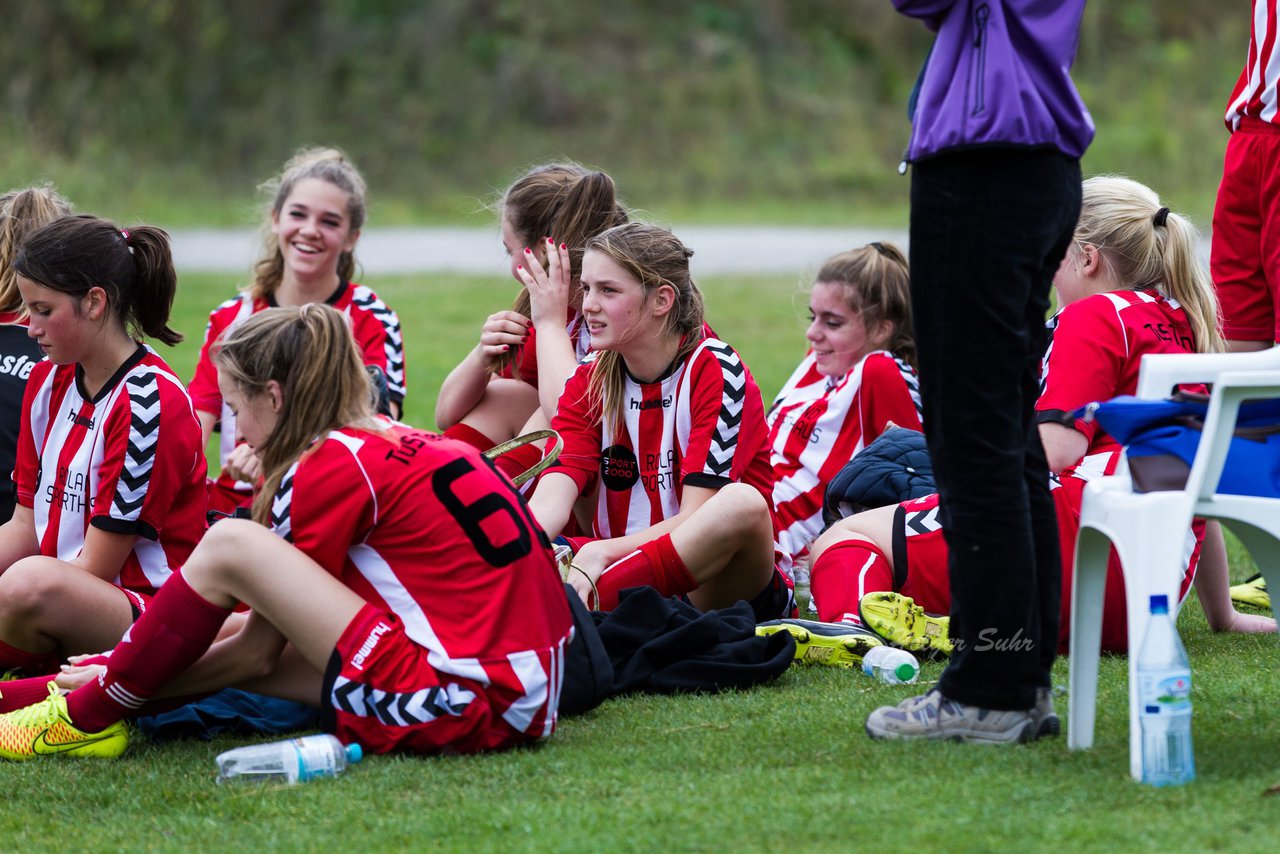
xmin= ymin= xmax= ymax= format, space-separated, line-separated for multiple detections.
xmin=66 ymin=571 xmax=230 ymax=733
xmin=0 ymin=638 xmax=59 ymax=676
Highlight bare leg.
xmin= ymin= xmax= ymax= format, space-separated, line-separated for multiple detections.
xmin=1195 ymin=520 xmax=1276 ymax=634
xmin=0 ymin=557 xmax=136 ymax=658
xmin=672 ymin=484 xmax=778 ymax=609
xmin=458 ymin=378 xmax=541 ymax=446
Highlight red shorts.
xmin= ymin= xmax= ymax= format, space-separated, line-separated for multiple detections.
xmin=1212 ymin=117 xmax=1280 ymax=343
xmin=894 ymin=486 xmax=1203 ymax=654
xmin=320 ymin=604 xmax=551 ymax=755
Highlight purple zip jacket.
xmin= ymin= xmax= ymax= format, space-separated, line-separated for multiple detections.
xmin=894 ymin=0 xmax=1095 ymax=162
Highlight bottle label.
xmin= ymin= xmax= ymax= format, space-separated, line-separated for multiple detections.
xmin=293 ymin=737 xmax=339 ymax=782
xmin=1137 ymin=669 xmax=1191 ymax=715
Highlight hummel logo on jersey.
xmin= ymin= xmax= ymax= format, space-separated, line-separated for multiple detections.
xmin=66 ymin=409 xmax=94 ymax=430
xmin=350 ymin=622 xmax=392 ymax=671
xmin=629 ymin=395 xmax=672 ymax=411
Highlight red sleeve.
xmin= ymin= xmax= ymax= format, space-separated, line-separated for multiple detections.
xmin=548 ymin=360 xmax=602 ymax=495
xmin=680 ymin=342 xmax=768 ymax=489
xmin=496 ymin=330 xmax=539 ymax=388
xmin=348 ymin=286 xmax=407 ymax=404
xmin=858 ymin=353 xmax=923 ymax=443
xmin=188 ymin=301 xmax=238 ymax=416
xmin=276 ymin=439 xmax=374 ymax=575
xmin=90 ymin=372 xmax=205 ymax=540
xmin=1036 ymin=298 xmax=1127 ymax=446
xmin=13 ymin=361 xmax=52 ymax=508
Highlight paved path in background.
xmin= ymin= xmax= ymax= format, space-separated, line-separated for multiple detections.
xmin=171 ymin=225 xmax=1213 ymax=277
xmin=170 ymin=226 xmax=910 ymax=277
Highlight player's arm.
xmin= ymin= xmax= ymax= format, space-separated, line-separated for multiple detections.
xmin=70 ymin=525 xmax=138 ymax=583
xmin=527 ymin=471 xmax=580 ymax=540
xmin=1038 ymin=422 xmax=1089 ymax=475
xmin=435 ymin=344 xmax=494 ymax=429
xmin=0 ymin=506 xmax=40 ymax=575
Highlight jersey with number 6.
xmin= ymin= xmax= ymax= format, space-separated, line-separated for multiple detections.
xmin=269 ymin=424 xmax=572 ymax=738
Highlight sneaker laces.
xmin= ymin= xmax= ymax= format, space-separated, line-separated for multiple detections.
xmin=6 ymin=682 xmax=65 ymax=728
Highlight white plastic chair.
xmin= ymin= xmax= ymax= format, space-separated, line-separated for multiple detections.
xmin=1068 ymin=346 xmax=1280 ymax=780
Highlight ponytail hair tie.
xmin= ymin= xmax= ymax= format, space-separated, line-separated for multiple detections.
xmin=869 ymin=241 xmax=889 ymax=257
xmin=119 ymin=229 xmax=130 ymax=241
xmin=1153 ymin=207 xmax=1170 ymax=228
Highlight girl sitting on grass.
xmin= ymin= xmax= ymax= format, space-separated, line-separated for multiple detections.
xmin=0 ymin=215 xmax=207 ymax=677
xmin=0 ymin=305 xmax=572 ymax=759
xmin=527 ymin=222 xmax=794 ymax=620
xmin=436 ymin=163 xmax=628 ymax=456
xmin=766 ymin=242 xmax=921 ymax=590
xmin=189 ymin=147 xmax=406 ymax=516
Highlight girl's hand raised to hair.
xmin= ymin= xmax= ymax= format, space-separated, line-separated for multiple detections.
xmin=478 ymin=310 xmax=532 ymax=357
xmin=516 ymin=238 xmax=573 ymax=329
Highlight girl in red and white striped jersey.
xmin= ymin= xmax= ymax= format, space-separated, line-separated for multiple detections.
xmin=0 ymin=215 xmax=207 ymax=674
xmin=436 ymin=163 xmax=629 ymax=482
xmin=188 ymin=148 xmax=406 ymax=516
xmin=528 ymin=223 xmax=794 ymax=621
xmin=0 ymin=305 xmax=572 ymax=757
xmin=810 ymin=176 xmax=1274 ymax=650
xmin=767 ymin=242 xmax=921 ymax=582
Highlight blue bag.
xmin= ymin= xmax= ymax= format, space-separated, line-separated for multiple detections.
xmin=1084 ymin=393 xmax=1280 ymax=497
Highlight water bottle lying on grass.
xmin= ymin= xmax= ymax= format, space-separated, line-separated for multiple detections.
xmin=216 ymin=734 xmax=363 ymax=784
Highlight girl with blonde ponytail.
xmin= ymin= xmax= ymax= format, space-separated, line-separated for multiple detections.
xmin=0 ymin=304 xmax=572 ymax=760
xmin=527 ymin=223 xmax=795 ymax=621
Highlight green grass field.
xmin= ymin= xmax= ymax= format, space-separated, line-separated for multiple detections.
xmin=4 ymin=270 xmax=1275 ymax=852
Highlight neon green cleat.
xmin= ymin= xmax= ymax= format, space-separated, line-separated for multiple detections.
xmin=0 ymin=684 xmax=127 ymax=761
xmin=859 ymin=591 xmax=954 ymax=658
xmin=756 ymin=618 xmax=883 ymax=668
xmin=1230 ymin=573 xmax=1270 ymax=611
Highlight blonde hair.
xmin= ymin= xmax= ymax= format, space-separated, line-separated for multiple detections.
xmin=814 ymin=242 xmax=916 ymax=370
xmin=0 ymin=185 xmax=72 ymax=315
xmin=252 ymin=147 xmax=367 ymax=301
xmin=1074 ymin=176 xmax=1222 ymax=353
xmin=488 ymin=162 xmax=628 ymax=378
xmin=582 ymin=223 xmax=705 ymax=434
xmin=212 ymin=304 xmax=378 ymax=525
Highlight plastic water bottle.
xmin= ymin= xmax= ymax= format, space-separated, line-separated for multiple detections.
xmin=215 ymin=735 xmax=363 ymax=784
xmin=862 ymin=646 xmax=919 ymax=684
xmin=1136 ymin=594 xmax=1195 ymax=786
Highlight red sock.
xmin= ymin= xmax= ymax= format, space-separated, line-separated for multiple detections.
xmin=0 ymin=674 xmax=57 ymax=712
xmin=810 ymin=540 xmax=895 ymax=625
xmin=443 ymin=423 xmax=496 ymax=452
xmin=596 ymin=534 xmax=697 ymax=610
xmin=0 ymin=638 xmax=60 ymax=676
xmin=66 ymin=571 xmax=231 ymax=732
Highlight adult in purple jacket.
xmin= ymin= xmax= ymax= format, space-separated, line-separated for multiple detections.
xmin=865 ymin=1 xmax=1094 ymax=743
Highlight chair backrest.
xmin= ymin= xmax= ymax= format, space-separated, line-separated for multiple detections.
xmin=1134 ymin=348 xmax=1280 ymax=504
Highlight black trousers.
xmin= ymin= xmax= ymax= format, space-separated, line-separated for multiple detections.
xmin=908 ymin=148 xmax=1081 ymax=710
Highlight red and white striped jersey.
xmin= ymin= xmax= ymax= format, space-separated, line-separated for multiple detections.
xmin=188 ymin=282 xmax=406 ymax=504
xmin=1225 ymin=0 xmax=1280 ymax=128
xmin=767 ymin=350 xmax=922 ymax=565
xmin=270 ymin=424 xmax=572 ymax=739
xmin=551 ymin=336 xmax=777 ymax=540
xmin=13 ymin=346 xmax=207 ymax=595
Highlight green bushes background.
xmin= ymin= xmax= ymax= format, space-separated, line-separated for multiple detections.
xmin=0 ymin=1 xmax=1247 ymax=226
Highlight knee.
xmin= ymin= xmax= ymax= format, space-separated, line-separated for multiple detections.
xmin=0 ymin=559 xmax=64 ymax=621
xmin=712 ymin=483 xmax=771 ymax=528
xmin=195 ymin=519 xmax=266 ymax=575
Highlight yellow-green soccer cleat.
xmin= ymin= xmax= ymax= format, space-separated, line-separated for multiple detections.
xmin=1230 ymin=573 xmax=1270 ymax=612
xmin=859 ymin=591 xmax=954 ymax=658
xmin=756 ymin=618 xmax=884 ymax=668
xmin=0 ymin=684 xmax=127 ymax=761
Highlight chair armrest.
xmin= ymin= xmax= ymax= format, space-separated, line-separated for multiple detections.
xmin=1136 ymin=348 xmax=1280 ymax=399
